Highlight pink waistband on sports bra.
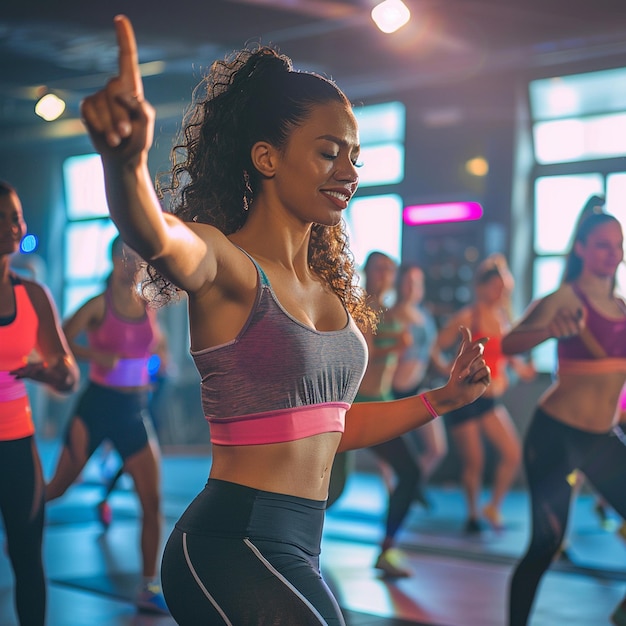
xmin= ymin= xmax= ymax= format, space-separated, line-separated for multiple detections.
xmin=207 ymin=402 xmax=349 ymax=446
xmin=558 ymin=358 xmax=626 ymax=376
xmin=0 ymin=371 xmax=27 ymax=402
xmin=90 ymin=357 xmax=151 ymax=388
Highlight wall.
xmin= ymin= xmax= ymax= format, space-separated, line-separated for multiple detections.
xmin=0 ymin=64 xmax=536 ymax=448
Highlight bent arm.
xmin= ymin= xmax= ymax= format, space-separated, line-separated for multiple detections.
xmin=501 ymin=288 xmax=582 ymax=355
xmin=62 ymin=296 xmax=114 ymax=366
xmin=339 ymin=328 xmax=490 ymax=451
xmin=15 ymin=282 xmax=79 ymax=393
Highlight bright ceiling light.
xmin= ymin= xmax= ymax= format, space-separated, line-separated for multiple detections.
xmin=371 ymin=0 xmax=411 ymax=34
xmin=34 ymin=93 xmax=66 ymax=121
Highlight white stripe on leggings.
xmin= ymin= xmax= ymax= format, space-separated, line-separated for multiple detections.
xmin=182 ymin=532 xmax=233 ymax=625
xmin=243 ymin=537 xmax=328 ymax=625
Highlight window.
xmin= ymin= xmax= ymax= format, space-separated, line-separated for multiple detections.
xmin=63 ymin=154 xmax=117 ymax=315
xmin=345 ymin=194 xmax=403 ymax=268
xmin=527 ymin=69 xmax=626 ymax=372
xmin=345 ymin=101 xmax=406 ymax=271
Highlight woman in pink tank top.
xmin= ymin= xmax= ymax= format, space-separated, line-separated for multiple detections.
xmin=503 ymin=206 xmax=626 ymax=626
xmin=0 ymin=181 xmax=79 ymax=626
xmin=45 ymin=235 xmax=169 ymax=615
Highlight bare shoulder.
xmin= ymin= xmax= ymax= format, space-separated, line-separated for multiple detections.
xmin=20 ymin=277 xmax=54 ymax=309
xmin=68 ymin=292 xmax=106 ymax=323
xmin=187 ymin=221 xmax=258 ymax=291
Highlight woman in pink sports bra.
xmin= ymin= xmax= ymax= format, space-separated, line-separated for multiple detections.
xmin=45 ymin=235 xmax=169 ymax=615
xmin=0 ymin=181 xmax=79 ymax=626
xmin=78 ymin=15 xmax=490 ymax=625
xmin=502 ymin=208 xmax=626 ymax=626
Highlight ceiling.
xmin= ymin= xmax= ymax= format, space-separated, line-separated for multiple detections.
xmin=2 ymin=0 xmax=626 ymax=142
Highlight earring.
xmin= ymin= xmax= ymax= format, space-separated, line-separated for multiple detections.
xmin=243 ymin=170 xmax=253 ymax=211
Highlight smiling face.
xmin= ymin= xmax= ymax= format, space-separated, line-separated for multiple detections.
xmin=0 ymin=189 xmax=26 ymax=258
xmin=576 ymin=219 xmax=624 ymax=279
xmin=268 ymin=100 xmax=360 ymax=227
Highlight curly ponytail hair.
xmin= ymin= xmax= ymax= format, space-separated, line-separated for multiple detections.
xmin=147 ymin=44 xmax=375 ymax=330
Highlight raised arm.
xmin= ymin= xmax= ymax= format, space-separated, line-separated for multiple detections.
xmin=80 ymin=15 xmax=220 ymax=295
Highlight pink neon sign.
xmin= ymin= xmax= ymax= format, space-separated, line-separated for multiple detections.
xmin=403 ymin=202 xmax=483 ymax=225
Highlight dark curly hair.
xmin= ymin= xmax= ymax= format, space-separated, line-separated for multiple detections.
xmin=146 ymin=44 xmax=375 ymax=331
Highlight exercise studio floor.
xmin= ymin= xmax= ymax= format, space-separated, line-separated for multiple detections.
xmin=1 ymin=439 xmax=625 ymax=626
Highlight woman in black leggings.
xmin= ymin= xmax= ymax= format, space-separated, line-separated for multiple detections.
xmin=502 ymin=207 xmax=626 ymax=626
xmin=329 ymin=252 xmax=422 ymax=579
xmin=0 ymin=181 xmax=79 ymax=625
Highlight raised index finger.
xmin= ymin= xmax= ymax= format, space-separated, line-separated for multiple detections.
xmin=114 ymin=14 xmax=143 ymax=98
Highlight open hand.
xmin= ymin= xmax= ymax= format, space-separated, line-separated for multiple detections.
xmin=80 ymin=15 xmax=155 ymax=163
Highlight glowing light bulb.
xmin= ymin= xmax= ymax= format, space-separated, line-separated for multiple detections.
xmin=371 ymin=0 xmax=411 ymax=34
xmin=35 ymin=93 xmax=66 ymax=121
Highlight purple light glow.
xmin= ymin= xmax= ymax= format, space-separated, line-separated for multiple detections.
xmin=403 ymin=202 xmax=483 ymax=225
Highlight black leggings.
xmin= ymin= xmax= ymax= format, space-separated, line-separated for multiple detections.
xmin=161 ymin=479 xmax=343 ymax=625
xmin=0 ymin=436 xmax=45 ymax=626
xmin=509 ymin=408 xmax=626 ymax=626
xmin=328 ymin=391 xmax=422 ymax=542
xmin=327 ymin=437 xmax=421 ymax=542
xmin=369 ymin=436 xmax=422 ymax=541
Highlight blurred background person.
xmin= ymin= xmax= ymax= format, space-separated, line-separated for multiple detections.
xmin=432 ymin=254 xmax=535 ymax=533
xmin=388 ymin=263 xmax=447 ymax=506
xmin=44 ymin=235 xmax=168 ymax=615
xmin=330 ymin=251 xmax=424 ymax=577
xmin=0 ymin=180 xmax=79 ymax=626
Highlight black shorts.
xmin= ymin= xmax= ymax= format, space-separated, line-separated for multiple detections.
xmin=67 ymin=381 xmax=152 ymax=460
xmin=445 ymin=395 xmax=502 ymax=429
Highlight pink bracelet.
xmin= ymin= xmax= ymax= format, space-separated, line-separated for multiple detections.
xmin=420 ymin=393 xmax=439 ymax=419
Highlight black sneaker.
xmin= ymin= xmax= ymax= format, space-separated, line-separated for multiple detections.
xmin=464 ymin=518 xmax=484 ymax=534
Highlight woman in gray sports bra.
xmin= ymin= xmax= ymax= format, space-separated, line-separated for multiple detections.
xmin=79 ymin=15 xmax=491 ymax=625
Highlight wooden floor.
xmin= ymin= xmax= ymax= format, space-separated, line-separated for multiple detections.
xmin=1 ymin=439 xmax=625 ymax=625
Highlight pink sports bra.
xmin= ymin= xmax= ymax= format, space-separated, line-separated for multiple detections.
xmin=88 ymin=288 xmax=158 ymax=387
xmin=558 ymin=284 xmax=626 ymax=375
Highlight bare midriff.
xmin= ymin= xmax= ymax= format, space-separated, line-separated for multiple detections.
xmin=208 ymin=431 xmax=342 ymax=501
xmin=539 ymin=369 xmax=626 ymax=433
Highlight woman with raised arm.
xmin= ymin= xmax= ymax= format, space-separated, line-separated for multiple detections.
xmin=0 ymin=181 xmax=79 ymax=626
xmin=80 ymin=15 xmax=490 ymax=625
xmin=502 ymin=209 xmax=626 ymax=626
